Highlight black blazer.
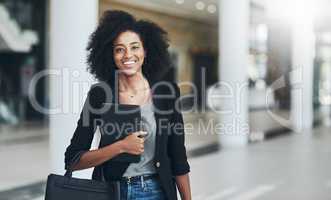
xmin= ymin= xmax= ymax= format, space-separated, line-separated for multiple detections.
xmin=64 ymin=80 xmax=190 ymax=200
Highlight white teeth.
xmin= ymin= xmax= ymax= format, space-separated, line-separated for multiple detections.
xmin=123 ymin=61 xmax=136 ymax=65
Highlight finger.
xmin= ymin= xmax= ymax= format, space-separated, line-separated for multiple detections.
xmin=134 ymin=149 xmax=143 ymax=155
xmin=132 ymin=132 xmax=140 ymax=137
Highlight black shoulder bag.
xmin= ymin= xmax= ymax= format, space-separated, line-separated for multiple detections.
xmin=44 ymin=152 xmax=120 ymax=200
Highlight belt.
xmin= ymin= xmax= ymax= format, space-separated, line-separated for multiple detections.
xmin=121 ymin=174 xmax=158 ymax=184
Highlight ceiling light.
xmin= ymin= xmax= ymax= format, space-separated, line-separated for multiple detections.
xmin=207 ymin=4 xmax=217 ymax=13
xmin=195 ymin=1 xmax=205 ymax=10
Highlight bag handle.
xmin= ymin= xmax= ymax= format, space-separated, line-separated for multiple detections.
xmin=64 ymin=151 xmax=107 ymax=182
xmin=64 ymin=151 xmax=85 ymax=177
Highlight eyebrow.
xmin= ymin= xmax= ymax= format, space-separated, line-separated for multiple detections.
xmin=113 ymin=42 xmax=140 ymax=47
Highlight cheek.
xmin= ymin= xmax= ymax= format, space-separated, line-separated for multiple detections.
xmin=113 ymin=54 xmax=122 ymax=64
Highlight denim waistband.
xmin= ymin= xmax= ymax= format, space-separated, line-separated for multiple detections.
xmin=120 ymin=174 xmax=158 ymax=184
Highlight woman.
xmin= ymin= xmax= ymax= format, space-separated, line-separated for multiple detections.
xmin=64 ymin=10 xmax=191 ymax=200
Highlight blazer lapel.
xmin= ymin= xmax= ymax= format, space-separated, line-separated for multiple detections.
xmin=151 ymin=83 xmax=167 ymax=159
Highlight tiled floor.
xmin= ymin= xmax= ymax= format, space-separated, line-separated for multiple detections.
xmin=190 ymin=126 xmax=331 ymax=199
xmin=0 ymin=124 xmax=49 ymax=192
xmin=1 ymin=125 xmax=331 ymax=199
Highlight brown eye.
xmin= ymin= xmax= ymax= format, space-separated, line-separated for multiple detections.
xmin=132 ymin=46 xmax=140 ymax=50
xmin=115 ymin=48 xmax=124 ymax=53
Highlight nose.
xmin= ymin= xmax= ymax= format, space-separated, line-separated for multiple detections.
xmin=124 ymin=49 xmax=133 ymax=59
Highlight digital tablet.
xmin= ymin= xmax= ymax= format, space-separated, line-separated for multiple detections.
xmin=99 ymin=103 xmax=141 ymax=163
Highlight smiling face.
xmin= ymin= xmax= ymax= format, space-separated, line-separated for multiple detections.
xmin=113 ymin=31 xmax=146 ymax=76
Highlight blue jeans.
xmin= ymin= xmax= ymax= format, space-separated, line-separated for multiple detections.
xmin=119 ymin=175 xmax=167 ymax=200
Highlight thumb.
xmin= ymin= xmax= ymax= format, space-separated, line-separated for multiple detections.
xmin=138 ymin=131 xmax=148 ymax=138
xmin=132 ymin=131 xmax=146 ymax=137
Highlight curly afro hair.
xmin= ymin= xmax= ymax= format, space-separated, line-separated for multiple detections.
xmin=86 ymin=10 xmax=172 ymax=84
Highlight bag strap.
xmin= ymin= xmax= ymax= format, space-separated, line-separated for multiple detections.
xmin=64 ymin=151 xmax=107 ymax=182
xmin=64 ymin=151 xmax=85 ymax=177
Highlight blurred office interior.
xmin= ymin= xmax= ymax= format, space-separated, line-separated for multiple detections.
xmin=0 ymin=0 xmax=331 ymax=199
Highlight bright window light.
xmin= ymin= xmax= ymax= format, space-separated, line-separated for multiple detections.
xmin=266 ymin=0 xmax=317 ymax=24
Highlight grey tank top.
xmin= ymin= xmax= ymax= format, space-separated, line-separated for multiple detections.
xmin=123 ymin=100 xmax=157 ymax=177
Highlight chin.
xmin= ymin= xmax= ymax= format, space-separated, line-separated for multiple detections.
xmin=120 ymin=68 xmax=139 ymax=76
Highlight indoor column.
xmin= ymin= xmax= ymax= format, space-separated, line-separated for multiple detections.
xmin=290 ymin=19 xmax=315 ymax=131
xmin=49 ymin=0 xmax=98 ymax=177
xmin=218 ymin=0 xmax=250 ymax=147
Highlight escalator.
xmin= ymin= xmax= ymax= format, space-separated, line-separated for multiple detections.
xmin=0 ymin=0 xmax=46 ymax=125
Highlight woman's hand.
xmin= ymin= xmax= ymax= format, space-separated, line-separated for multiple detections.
xmin=120 ymin=131 xmax=147 ymax=155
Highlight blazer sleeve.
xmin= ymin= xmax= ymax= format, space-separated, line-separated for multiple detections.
xmin=167 ymin=83 xmax=190 ymax=176
xmin=64 ymin=85 xmax=103 ymax=170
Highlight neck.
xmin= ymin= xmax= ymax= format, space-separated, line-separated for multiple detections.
xmin=118 ymin=72 xmax=147 ymax=92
